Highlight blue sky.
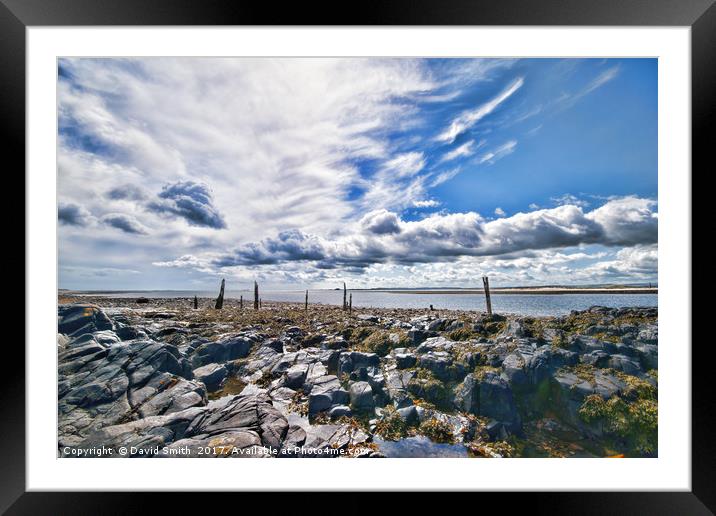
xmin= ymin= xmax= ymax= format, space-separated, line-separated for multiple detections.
xmin=57 ymin=58 xmax=657 ymax=290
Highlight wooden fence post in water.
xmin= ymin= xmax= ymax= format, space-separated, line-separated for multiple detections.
xmin=215 ymin=279 xmax=225 ymax=309
xmin=240 ymin=295 xmax=243 ymax=309
xmin=349 ymin=293 xmax=352 ymax=314
xmin=343 ymin=283 xmax=347 ymax=311
xmin=305 ymin=290 xmax=309 ymax=311
xmin=482 ymin=276 xmax=493 ymax=316
xmin=254 ymin=281 xmax=259 ymax=310
xmin=193 ymin=295 xmax=198 ymax=309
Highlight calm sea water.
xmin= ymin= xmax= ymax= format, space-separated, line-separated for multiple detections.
xmin=78 ymin=289 xmax=657 ymax=317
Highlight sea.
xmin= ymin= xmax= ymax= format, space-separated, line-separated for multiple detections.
xmin=76 ymin=289 xmax=658 ymax=317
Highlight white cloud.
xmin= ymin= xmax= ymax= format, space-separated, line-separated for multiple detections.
xmin=159 ymin=197 xmax=658 ymax=276
xmin=475 ymin=140 xmax=518 ymax=165
xmin=494 ymin=207 xmax=506 ymax=217
xmin=436 ymin=77 xmax=524 ymax=143
xmin=413 ymin=200 xmax=441 ymax=208
xmin=439 ymin=140 xmax=480 ymax=163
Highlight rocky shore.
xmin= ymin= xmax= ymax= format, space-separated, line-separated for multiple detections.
xmin=57 ymin=295 xmax=658 ymax=458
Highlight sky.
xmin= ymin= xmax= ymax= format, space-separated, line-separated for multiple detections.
xmin=57 ymin=57 xmax=658 ymax=290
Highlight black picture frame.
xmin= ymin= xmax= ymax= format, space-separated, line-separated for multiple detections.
xmin=5 ymin=0 xmax=713 ymax=513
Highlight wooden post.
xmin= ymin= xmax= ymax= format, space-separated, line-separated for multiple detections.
xmin=305 ymin=290 xmax=309 ymax=311
xmin=193 ymin=295 xmax=198 ymax=309
xmin=240 ymin=295 xmax=243 ymax=309
xmin=343 ymin=282 xmax=347 ymax=311
xmin=349 ymin=293 xmax=352 ymax=314
xmin=214 ymin=279 xmax=225 ymax=309
xmin=254 ymin=281 xmax=259 ymax=310
xmin=482 ymin=276 xmax=493 ymax=316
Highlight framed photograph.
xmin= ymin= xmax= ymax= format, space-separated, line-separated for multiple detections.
xmin=7 ymin=0 xmax=713 ymax=511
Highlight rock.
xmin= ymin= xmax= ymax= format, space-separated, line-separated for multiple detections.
xmin=323 ymin=336 xmax=348 ymax=350
xmin=454 ymin=372 xmax=520 ymax=431
xmin=115 ymin=324 xmax=147 ymax=341
xmin=634 ymin=344 xmax=658 ymax=371
xmin=58 ymin=304 xmax=114 ymax=337
xmin=192 ymin=363 xmax=228 ymax=392
xmin=307 ymin=375 xmax=349 ymax=415
xmin=282 ymin=424 xmax=307 ymax=454
xmin=191 ymin=334 xmax=254 ymax=367
xmin=328 ymin=405 xmax=352 ymax=419
xmin=607 ymin=354 xmax=642 ymax=376
xmin=581 ymin=350 xmax=611 ymax=368
xmin=394 ymin=353 xmax=417 ymax=369
xmin=72 ymin=406 xmax=204 ymax=455
xmin=58 ymin=336 xmax=196 ymax=446
xmin=637 ymin=324 xmax=658 ymax=344
xmin=396 ymin=405 xmax=419 ymax=425
xmin=133 ymin=375 xmax=207 ymax=417
xmin=427 ymin=319 xmax=446 ymax=332
xmin=416 ymin=336 xmax=455 ymax=354
xmin=261 ymin=339 xmax=284 ymax=353
xmin=283 ymin=364 xmax=309 ymax=389
xmin=185 ymin=393 xmax=288 ymax=450
xmin=407 ymin=329 xmax=430 ymax=346
xmin=418 ymin=352 xmax=466 ymax=382
xmin=308 ymin=393 xmax=333 ymax=415
xmin=502 ymin=353 xmax=528 ymax=385
xmin=349 ymin=381 xmax=374 ymax=412
xmin=57 ymin=333 xmax=70 ymax=350
xmin=167 ymin=430 xmax=267 ymax=458
xmin=338 ymin=351 xmax=380 ymax=374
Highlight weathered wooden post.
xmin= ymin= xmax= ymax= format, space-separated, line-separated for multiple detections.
xmin=240 ymin=295 xmax=243 ymax=309
xmin=254 ymin=281 xmax=259 ymax=310
xmin=193 ymin=295 xmax=198 ymax=309
xmin=305 ymin=290 xmax=309 ymax=311
xmin=215 ymin=279 xmax=225 ymax=309
xmin=482 ymin=276 xmax=493 ymax=316
xmin=343 ymin=282 xmax=347 ymax=311
xmin=349 ymin=293 xmax=352 ymax=314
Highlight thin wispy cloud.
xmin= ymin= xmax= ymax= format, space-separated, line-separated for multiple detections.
xmin=436 ymin=77 xmax=524 ymax=144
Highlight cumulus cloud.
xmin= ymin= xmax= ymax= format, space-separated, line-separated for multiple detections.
xmin=213 ymin=230 xmax=326 ymax=266
xmin=148 ymin=181 xmax=227 ymax=229
xmin=437 ymin=77 xmax=524 ymax=143
xmin=101 ymin=213 xmax=149 ymax=235
xmin=157 ymin=197 xmax=657 ymax=272
xmin=360 ymin=209 xmax=402 ymax=235
xmin=585 ymin=196 xmax=657 ymax=245
xmin=494 ymin=207 xmax=506 ymax=217
xmin=58 ymin=203 xmax=93 ymax=226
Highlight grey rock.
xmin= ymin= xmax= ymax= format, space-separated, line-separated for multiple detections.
xmin=191 ymin=334 xmax=255 ymax=367
xmin=58 ymin=304 xmax=114 ymax=337
xmin=192 ymin=363 xmax=228 ymax=392
xmin=394 ymin=353 xmax=417 ymax=369
xmin=328 ymin=405 xmax=352 ymax=419
xmin=607 ymin=354 xmax=642 ymax=376
xmin=338 ymin=351 xmax=380 ymax=374
xmin=349 ymin=381 xmax=374 ymax=412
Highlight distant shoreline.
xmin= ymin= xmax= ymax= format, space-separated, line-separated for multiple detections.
xmin=64 ymin=287 xmax=657 ymax=297
xmin=384 ymin=288 xmax=657 ymax=295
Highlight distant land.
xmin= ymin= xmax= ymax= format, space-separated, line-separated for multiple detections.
xmin=63 ymin=283 xmax=657 ymax=296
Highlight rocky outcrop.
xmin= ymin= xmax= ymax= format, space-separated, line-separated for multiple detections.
xmin=58 ymin=301 xmax=658 ymax=458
